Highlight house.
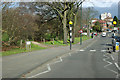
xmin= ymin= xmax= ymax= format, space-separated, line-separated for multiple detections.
xmin=91 ymin=18 xmax=99 ymax=27
xmin=93 ymin=20 xmax=107 ymax=31
xmin=100 ymin=13 xmax=112 ymax=20
xmin=104 ymin=17 xmax=113 ymax=27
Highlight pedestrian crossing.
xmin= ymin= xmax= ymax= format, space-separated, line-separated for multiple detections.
xmin=78 ymin=49 xmax=107 ymax=52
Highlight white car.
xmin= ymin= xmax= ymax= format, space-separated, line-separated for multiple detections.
xmin=102 ymin=32 xmax=106 ymax=37
xmin=82 ymin=32 xmax=87 ymax=36
xmin=108 ymin=30 xmax=111 ymax=33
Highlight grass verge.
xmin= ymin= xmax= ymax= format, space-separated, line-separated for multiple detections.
xmin=1 ymin=36 xmax=91 ymax=56
xmin=2 ymin=43 xmax=46 ymax=56
xmin=42 ymin=36 xmax=91 ymax=46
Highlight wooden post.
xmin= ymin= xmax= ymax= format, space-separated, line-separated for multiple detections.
xmin=53 ymin=38 xmax=54 ymax=44
xmin=20 ymin=39 xmax=23 ymax=49
xmin=43 ymin=39 xmax=45 ymax=44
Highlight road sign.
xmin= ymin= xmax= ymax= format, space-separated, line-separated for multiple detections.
xmin=113 ymin=21 xmax=117 ymax=25
xmin=26 ymin=41 xmax=31 ymax=45
xmin=26 ymin=41 xmax=31 ymax=50
xmin=79 ymin=29 xmax=83 ymax=33
xmin=69 ymin=21 xmax=73 ymax=25
xmin=116 ymin=42 xmax=119 ymax=52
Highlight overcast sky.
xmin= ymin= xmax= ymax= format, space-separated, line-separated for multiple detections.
xmin=83 ymin=0 xmax=120 ymax=7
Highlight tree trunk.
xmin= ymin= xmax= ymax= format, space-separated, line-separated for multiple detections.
xmin=53 ymin=38 xmax=54 ymax=44
xmin=87 ymin=24 xmax=90 ymax=37
xmin=43 ymin=39 xmax=45 ymax=44
xmin=63 ymin=3 xmax=67 ymax=44
xmin=72 ymin=15 xmax=77 ymax=43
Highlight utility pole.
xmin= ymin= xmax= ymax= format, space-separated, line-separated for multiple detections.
xmin=80 ymin=2 xmax=82 ymax=45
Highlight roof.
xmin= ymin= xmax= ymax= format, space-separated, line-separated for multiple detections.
xmin=93 ymin=20 xmax=106 ymax=24
xmin=91 ymin=18 xmax=98 ymax=20
xmin=105 ymin=17 xmax=113 ymax=19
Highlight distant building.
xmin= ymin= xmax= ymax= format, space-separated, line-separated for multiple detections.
xmin=104 ymin=17 xmax=113 ymax=27
xmin=118 ymin=1 xmax=120 ymax=20
xmin=93 ymin=20 xmax=107 ymax=30
xmin=91 ymin=18 xmax=98 ymax=27
xmin=100 ymin=13 xmax=112 ymax=20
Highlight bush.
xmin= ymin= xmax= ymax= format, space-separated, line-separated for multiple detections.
xmin=2 ymin=32 xmax=9 ymax=42
xmin=45 ymin=33 xmax=51 ymax=41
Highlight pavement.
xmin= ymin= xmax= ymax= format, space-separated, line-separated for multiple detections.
xmin=23 ymin=33 xmax=120 ymax=79
xmin=2 ymin=36 xmax=98 ymax=78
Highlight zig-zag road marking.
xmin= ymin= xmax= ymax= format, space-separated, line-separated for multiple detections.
xmin=52 ymin=57 xmax=63 ymax=64
xmin=103 ymin=52 xmax=119 ymax=78
xmin=27 ymin=64 xmax=51 ymax=78
xmin=27 ymin=57 xmax=63 ymax=78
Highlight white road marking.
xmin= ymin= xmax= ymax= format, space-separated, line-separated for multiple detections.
xmin=69 ymin=53 xmax=71 ymax=56
xmin=110 ymin=55 xmax=114 ymax=61
xmin=53 ymin=57 xmax=63 ymax=64
xmin=109 ymin=54 xmax=120 ymax=71
xmin=90 ymin=50 xmax=96 ymax=52
xmin=27 ymin=64 xmax=51 ymax=78
xmin=27 ymin=70 xmax=49 ymax=78
xmin=106 ymin=68 xmax=118 ymax=74
xmin=79 ymin=50 xmax=85 ymax=51
xmin=101 ymin=50 xmax=106 ymax=52
xmin=103 ymin=54 xmax=119 ymax=76
xmin=115 ymin=62 xmax=120 ymax=71
xmin=102 ymin=39 xmax=119 ymax=77
xmin=47 ymin=64 xmax=51 ymax=71
xmin=60 ymin=57 xmax=63 ymax=62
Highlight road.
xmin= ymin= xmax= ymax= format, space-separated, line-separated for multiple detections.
xmin=25 ymin=33 xmax=119 ymax=78
xmin=2 ymin=35 xmax=96 ymax=78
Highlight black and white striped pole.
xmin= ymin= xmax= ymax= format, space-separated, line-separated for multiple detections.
xmin=69 ymin=21 xmax=73 ymax=50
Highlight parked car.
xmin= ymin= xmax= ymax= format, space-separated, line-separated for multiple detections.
xmin=94 ymin=32 xmax=97 ymax=36
xmin=114 ymin=36 xmax=120 ymax=42
xmin=82 ymin=32 xmax=87 ymax=36
xmin=102 ymin=32 xmax=106 ymax=37
xmin=112 ymin=33 xmax=116 ymax=38
xmin=108 ymin=30 xmax=111 ymax=33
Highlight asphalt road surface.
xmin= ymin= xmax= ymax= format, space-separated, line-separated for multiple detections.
xmin=26 ymin=33 xmax=119 ymax=78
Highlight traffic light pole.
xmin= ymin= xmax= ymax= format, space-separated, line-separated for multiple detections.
xmin=80 ymin=3 xmax=82 ymax=45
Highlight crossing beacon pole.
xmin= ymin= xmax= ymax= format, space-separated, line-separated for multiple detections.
xmin=69 ymin=21 xmax=73 ymax=50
